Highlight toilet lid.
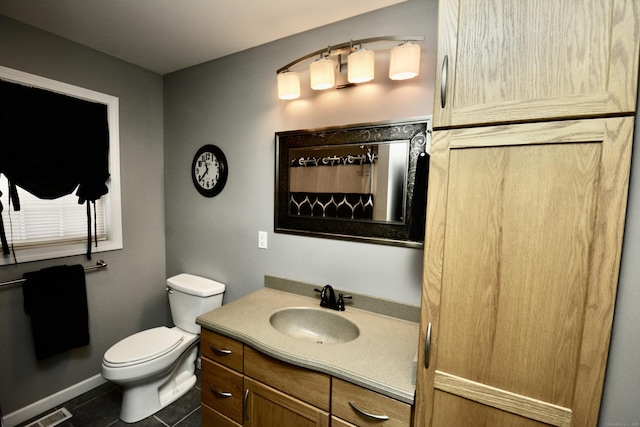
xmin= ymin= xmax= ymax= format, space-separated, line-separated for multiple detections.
xmin=104 ymin=327 xmax=185 ymax=366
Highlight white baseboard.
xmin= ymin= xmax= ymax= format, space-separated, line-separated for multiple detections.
xmin=2 ymin=374 xmax=107 ymax=427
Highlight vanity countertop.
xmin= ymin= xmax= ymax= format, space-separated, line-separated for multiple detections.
xmin=196 ymin=287 xmax=419 ymax=404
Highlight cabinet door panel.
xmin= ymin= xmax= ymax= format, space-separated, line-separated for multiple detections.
xmin=415 ymin=118 xmax=634 ymax=426
xmin=434 ymin=0 xmax=640 ymax=128
xmin=244 ymin=377 xmax=329 ymax=427
xmin=432 ymin=391 xmax=552 ymax=427
xmin=201 ymin=403 xmax=242 ymax=427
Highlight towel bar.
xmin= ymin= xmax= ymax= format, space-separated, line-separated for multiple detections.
xmin=0 ymin=260 xmax=107 ymax=288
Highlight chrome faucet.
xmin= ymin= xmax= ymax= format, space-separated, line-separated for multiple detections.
xmin=314 ymin=285 xmax=352 ymax=311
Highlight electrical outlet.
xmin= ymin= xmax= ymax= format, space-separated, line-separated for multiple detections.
xmin=258 ymin=231 xmax=268 ymax=249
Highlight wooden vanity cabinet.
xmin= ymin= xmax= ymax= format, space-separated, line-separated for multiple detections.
xmin=433 ymin=0 xmax=640 ymax=129
xmin=201 ymin=329 xmax=413 ymax=427
xmin=201 ymin=330 xmax=331 ymax=427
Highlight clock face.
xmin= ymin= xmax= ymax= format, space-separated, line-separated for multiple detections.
xmin=192 ymin=145 xmax=228 ymax=197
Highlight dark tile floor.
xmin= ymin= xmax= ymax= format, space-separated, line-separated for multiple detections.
xmin=16 ymin=372 xmax=201 ymax=427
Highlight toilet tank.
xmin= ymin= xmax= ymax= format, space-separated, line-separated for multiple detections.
xmin=166 ymin=274 xmax=225 ymax=334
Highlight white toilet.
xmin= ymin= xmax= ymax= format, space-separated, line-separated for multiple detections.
xmin=101 ymin=273 xmax=225 ymax=423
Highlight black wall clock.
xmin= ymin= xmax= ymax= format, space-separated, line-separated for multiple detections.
xmin=191 ymin=144 xmax=228 ymax=197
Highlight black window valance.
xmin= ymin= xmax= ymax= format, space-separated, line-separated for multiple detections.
xmin=0 ymin=79 xmax=110 ymax=259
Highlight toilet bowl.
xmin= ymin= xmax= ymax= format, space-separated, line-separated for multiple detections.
xmin=101 ymin=274 xmax=225 ymax=423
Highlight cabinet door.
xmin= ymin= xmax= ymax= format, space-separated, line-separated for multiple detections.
xmin=414 ymin=118 xmax=634 ymax=426
xmin=244 ymin=377 xmax=329 ymax=427
xmin=433 ymin=0 xmax=640 ymax=128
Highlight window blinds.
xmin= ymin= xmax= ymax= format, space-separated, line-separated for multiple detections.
xmin=0 ymin=175 xmax=105 ymax=249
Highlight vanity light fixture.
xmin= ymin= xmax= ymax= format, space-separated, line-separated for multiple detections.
xmin=389 ymin=41 xmax=421 ymax=80
xmin=276 ymin=35 xmax=424 ymax=100
xmin=310 ymin=54 xmax=336 ymax=90
xmin=277 ymin=71 xmax=301 ymax=100
xmin=347 ymin=47 xmax=375 ymax=83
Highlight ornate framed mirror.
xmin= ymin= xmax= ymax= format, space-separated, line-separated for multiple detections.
xmin=275 ymin=117 xmax=430 ymax=248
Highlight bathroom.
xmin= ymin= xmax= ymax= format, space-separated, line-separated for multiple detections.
xmin=0 ymin=0 xmax=639 ymax=425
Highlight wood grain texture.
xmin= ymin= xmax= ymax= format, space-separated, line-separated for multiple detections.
xmin=201 ymin=403 xmax=242 ymax=427
xmin=434 ymin=371 xmax=572 ymax=426
xmin=414 ymin=129 xmax=451 ymax=426
xmin=414 ymin=118 xmax=634 ymax=427
xmin=331 ymin=416 xmax=358 ymax=427
xmin=331 ymin=378 xmax=411 ymax=427
xmin=570 ymin=117 xmax=634 ymax=425
xmin=433 ymin=390 xmax=560 ymax=427
xmin=200 ymin=328 xmax=244 ymax=372
xmin=244 ymin=377 xmax=329 ymax=427
xmin=244 ymin=345 xmax=331 ymax=411
xmin=201 ymin=358 xmax=245 ymax=424
xmin=433 ymin=0 xmax=640 ymax=128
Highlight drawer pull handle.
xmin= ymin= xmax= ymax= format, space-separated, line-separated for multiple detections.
xmin=440 ymin=54 xmax=448 ymax=108
xmin=244 ymin=389 xmax=250 ymax=420
xmin=425 ymin=322 xmax=432 ymax=369
xmin=209 ymin=343 xmax=232 ymax=355
xmin=209 ymin=384 xmax=232 ymax=398
xmin=348 ymin=402 xmax=390 ymax=421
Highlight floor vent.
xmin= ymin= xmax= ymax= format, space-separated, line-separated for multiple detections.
xmin=24 ymin=407 xmax=72 ymax=427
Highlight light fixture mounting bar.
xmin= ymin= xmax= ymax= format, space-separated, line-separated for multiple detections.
xmin=276 ymin=35 xmax=425 ymax=74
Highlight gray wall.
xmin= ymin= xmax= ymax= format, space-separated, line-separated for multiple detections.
xmin=0 ymin=16 xmax=166 ymax=414
xmin=164 ymin=0 xmax=435 ymax=306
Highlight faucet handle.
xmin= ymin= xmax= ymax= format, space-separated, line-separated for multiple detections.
xmin=337 ymin=293 xmax=352 ymax=311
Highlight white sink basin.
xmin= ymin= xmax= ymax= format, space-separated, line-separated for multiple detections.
xmin=269 ymin=307 xmax=360 ymax=344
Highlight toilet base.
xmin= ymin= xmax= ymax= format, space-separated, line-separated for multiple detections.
xmin=119 ymin=345 xmax=198 ymax=423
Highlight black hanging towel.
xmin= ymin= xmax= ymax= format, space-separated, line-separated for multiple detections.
xmin=23 ymin=265 xmax=90 ymax=360
xmin=0 ymin=79 xmax=110 ymax=258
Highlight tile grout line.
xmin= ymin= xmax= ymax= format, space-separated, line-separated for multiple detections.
xmin=171 ymin=406 xmax=200 ymax=426
xmin=153 ymin=414 xmax=171 ymax=427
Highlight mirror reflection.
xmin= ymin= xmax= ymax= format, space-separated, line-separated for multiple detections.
xmin=275 ymin=118 xmax=431 ymax=248
xmin=289 ymin=141 xmax=409 ymax=223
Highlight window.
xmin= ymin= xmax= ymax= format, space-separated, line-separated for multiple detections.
xmin=0 ymin=66 xmax=122 ymax=265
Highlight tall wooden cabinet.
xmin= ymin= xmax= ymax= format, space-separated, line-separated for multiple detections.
xmin=433 ymin=0 xmax=639 ymax=129
xmin=415 ymin=1 xmax=640 ymax=426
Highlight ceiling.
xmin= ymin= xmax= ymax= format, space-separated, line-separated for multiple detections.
xmin=0 ymin=0 xmax=408 ymax=75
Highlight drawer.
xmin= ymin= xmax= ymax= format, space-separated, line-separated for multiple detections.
xmin=201 ymin=358 xmax=244 ymax=424
xmin=201 ymin=328 xmax=243 ymax=372
xmin=331 ymin=378 xmax=412 ymax=427
xmin=244 ymin=345 xmax=331 ymax=412
xmin=201 ymin=403 xmax=242 ymax=427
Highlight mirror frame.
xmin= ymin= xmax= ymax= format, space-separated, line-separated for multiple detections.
xmin=275 ymin=117 xmax=431 ymax=248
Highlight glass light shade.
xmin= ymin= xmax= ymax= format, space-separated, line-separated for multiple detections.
xmin=389 ymin=42 xmax=421 ymax=80
xmin=347 ymin=49 xmax=375 ymax=83
xmin=310 ymin=57 xmax=335 ymax=90
xmin=277 ymin=71 xmax=300 ymax=100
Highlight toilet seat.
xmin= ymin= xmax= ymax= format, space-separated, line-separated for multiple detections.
xmin=104 ymin=327 xmax=186 ymax=367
